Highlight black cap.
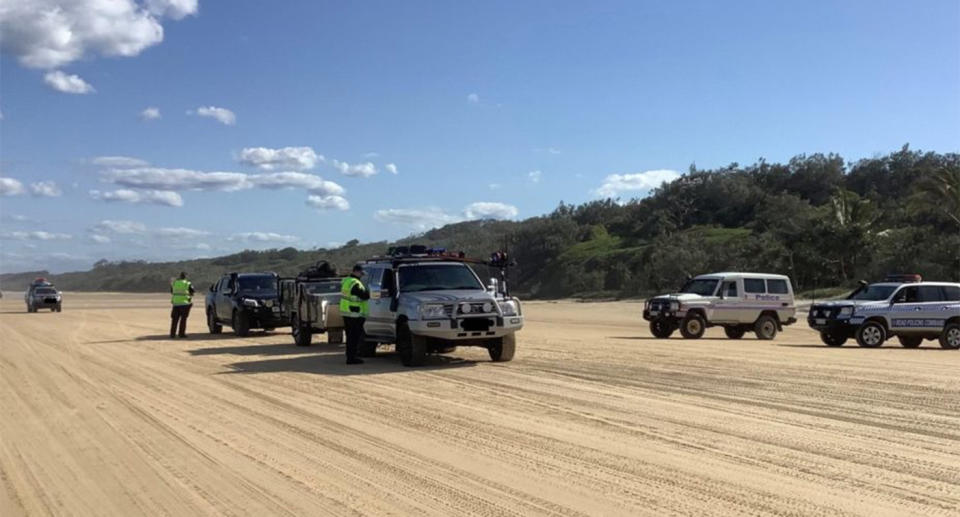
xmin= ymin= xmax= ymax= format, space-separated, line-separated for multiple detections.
xmin=179 ymin=271 xmax=187 ymax=279
xmin=352 ymin=264 xmax=364 ymax=272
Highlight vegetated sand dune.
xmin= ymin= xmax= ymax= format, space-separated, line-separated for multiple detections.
xmin=1 ymin=293 xmax=958 ymax=516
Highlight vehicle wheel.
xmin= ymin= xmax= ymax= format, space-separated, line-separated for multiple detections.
xmin=292 ymin=315 xmax=311 ymax=346
xmin=754 ymin=314 xmax=778 ymax=340
xmin=856 ymin=321 xmax=886 ymax=348
xmin=650 ymin=319 xmax=675 ymax=339
xmin=437 ymin=345 xmax=457 ymax=354
xmin=679 ymin=314 xmax=706 ymax=339
xmin=488 ymin=333 xmax=516 ymax=362
xmin=897 ymin=336 xmax=923 ymax=349
xmin=359 ymin=340 xmax=378 ymax=357
xmin=207 ymin=309 xmax=222 ymax=334
xmin=55 ymin=304 xmax=62 ymax=313
xmin=397 ymin=323 xmax=427 ymax=366
xmin=724 ymin=326 xmax=746 ymax=339
xmin=939 ymin=323 xmax=960 ymax=350
xmin=233 ymin=310 xmax=250 ymax=337
xmin=820 ymin=330 xmax=846 ymax=347
xmin=327 ymin=328 xmax=344 ymax=344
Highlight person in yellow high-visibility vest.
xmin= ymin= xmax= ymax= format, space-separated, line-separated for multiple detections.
xmin=340 ymin=264 xmax=370 ymax=364
xmin=170 ymin=272 xmax=195 ymax=338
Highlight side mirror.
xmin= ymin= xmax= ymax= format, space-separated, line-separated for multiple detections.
xmin=487 ymin=277 xmax=499 ymax=294
xmin=209 ymin=283 xmax=216 ymax=292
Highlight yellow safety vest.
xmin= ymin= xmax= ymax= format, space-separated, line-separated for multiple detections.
xmin=171 ymin=279 xmax=192 ymax=306
xmin=340 ymin=276 xmax=368 ymax=317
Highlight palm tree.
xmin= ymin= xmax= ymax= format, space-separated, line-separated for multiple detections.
xmin=912 ymin=167 xmax=960 ymax=229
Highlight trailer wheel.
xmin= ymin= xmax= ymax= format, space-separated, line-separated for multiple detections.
xmin=292 ymin=314 xmax=312 ymax=346
xmin=488 ymin=333 xmax=516 ymax=362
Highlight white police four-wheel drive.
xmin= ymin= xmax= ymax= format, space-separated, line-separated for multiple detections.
xmin=643 ymin=272 xmax=797 ymax=340
xmin=811 ymin=281 xmax=960 ymax=349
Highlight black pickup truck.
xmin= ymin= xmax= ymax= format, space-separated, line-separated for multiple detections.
xmin=205 ymin=272 xmax=287 ymax=336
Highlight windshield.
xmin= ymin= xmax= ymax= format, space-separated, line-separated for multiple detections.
xmin=238 ymin=276 xmax=276 ymax=293
xmin=849 ymin=284 xmax=898 ymax=301
xmin=399 ymin=264 xmax=483 ymax=292
xmin=680 ymin=279 xmax=719 ymax=296
xmin=35 ymin=288 xmax=57 ymax=295
xmin=305 ymin=281 xmax=341 ymax=295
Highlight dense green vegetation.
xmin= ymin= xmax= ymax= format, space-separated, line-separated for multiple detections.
xmin=3 ymin=146 xmax=957 ymax=298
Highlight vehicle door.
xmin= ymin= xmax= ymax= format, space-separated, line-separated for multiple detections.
xmin=913 ymin=285 xmax=949 ymax=334
xmin=217 ymin=275 xmax=234 ymax=321
xmin=713 ymin=278 xmax=742 ymax=323
xmin=364 ymin=266 xmax=392 ymax=338
xmin=888 ymin=285 xmax=925 ymax=334
xmin=742 ymin=277 xmax=769 ymax=323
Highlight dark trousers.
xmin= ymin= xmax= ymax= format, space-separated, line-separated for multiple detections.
xmin=344 ymin=316 xmax=365 ymax=360
xmin=171 ymin=304 xmax=191 ymax=337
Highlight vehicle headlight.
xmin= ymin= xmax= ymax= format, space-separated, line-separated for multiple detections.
xmin=500 ymin=300 xmax=518 ymax=316
xmin=460 ymin=302 xmax=473 ymax=314
xmin=482 ymin=302 xmax=493 ymax=313
xmin=839 ymin=306 xmax=853 ymax=317
xmin=420 ymin=303 xmax=447 ymax=319
xmin=242 ymin=298 xmax=259 ymax=307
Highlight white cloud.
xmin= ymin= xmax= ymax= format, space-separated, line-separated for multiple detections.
xmin=374 ymin=208 xmax=461 ymax=231
xmin=463 ymin=202 xmax=518 ymax=220
xmin=102 ymin=167 xmax=251 ymax=191
xmin=90 ymin=234 xmax=111 ymax=244
xmin=90 ymin=189 xmax=183 ymax=207
xmin=306 ymin=194 xmax=350 ymax=211
xmin=144 ymin=0 xmax=198 ymax=20
xmin=29 ymin=181 xmax=62 ymax=197
xmin=93 ymin=219 xmax=148 ymax=234
xmin=239 ymin=146 xmax=323 ymax=171
xmin=0 ymin=231 xmax=72 ymax=241
xmin=364 ymin=152 xmax=379 ymax=158
xmin=93 ymin=156 xmax=149 ymax=167
xmin=0 ymin=0 xmax=195 ymax=71
xmin=528 ymin=170 xmax=542 ymax=183
xmin=0 ymin=177 xmax=26 ymax=196
xmin=43 ymin=70 xmax=95 ymax=94
xmin=228 ymin=232 xmax=299 ymax=244
xmin=593 ymin=169 xmax=681 ymax=198
xmin=384 ymin=163 xmax=398 ymax=175
xmin=140 ymin=107 xmax=161 ymax=120
xmin=155 ymin=227 xmax=210 ymax=238
xmin=488 ymin=183 xmax=501 ymax=190
xmin=331 ymin=160 xmax=377 ymax=178
xmin=249 ymin=172 xmax=345 ymax=196
xmin=192 ymin=106 xmax=236 ymax=125
xmin=467 ymin=93 xmax=479 ymax=104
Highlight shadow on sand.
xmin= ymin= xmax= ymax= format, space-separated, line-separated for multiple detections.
xmin=609 ymin=336 xmax=747 ymax=341
xmin=776 ymin=343 xmax=954 ymax=351
xmin=221 ymin=349 xmax=479 ymax=376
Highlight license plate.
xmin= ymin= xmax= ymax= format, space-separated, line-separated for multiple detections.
xmin=649 ymin=311 xmax=659 ymax=316
xmin=815 ymin=318 xmax=826 ymax=325
xmin=272 ymin=306 xmax=280 ymax=312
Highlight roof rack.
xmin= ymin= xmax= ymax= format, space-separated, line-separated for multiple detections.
xmin=366 ymin=245 xmax=512 ymax=269
xmin=883 ymin=273 xmax=922 ymax=283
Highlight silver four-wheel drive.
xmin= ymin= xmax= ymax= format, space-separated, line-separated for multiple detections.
xmin=359 ymin=249 xmax=524 ymax=366
xmin=841 ymin=282 xmax=960 ymax=349
xmin=25 ymin=278 xmax=62 ymax=313
xmin=278 ymin=261 xmax=345 ymax=347
xmin=643 ymin=272 xmax=797 ymax=340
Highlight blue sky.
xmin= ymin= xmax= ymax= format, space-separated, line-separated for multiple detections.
xmin=1 ymin=0 xmax=958 ymax=273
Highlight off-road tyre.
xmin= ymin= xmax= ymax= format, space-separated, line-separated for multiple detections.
xmin=27 ymin=304 xmax=34 ymax=313
xmin=679 ymin=313 xmax=706 ymax=339
xmin=650 ymin=319 xmax=675 ymax=339
xmin=292 ymin=314 xmax=312 ymax=346
xmin=397 ymin=323 xmax=427 ymax=366
xmin=233 ymin=310 xmax=250 ymax=337
xmin=327 ymin=328 xmax=344 ymax=344
xmin=820 ymin=330 xmax=846 ymax=347
xmin=856 ymin=321 xmax=886 ymax=348
xmin=488 ymin=333 xmax=516 ymax=362
xmin=897 ymin=336 xmax=923 ymax=349
xmin=754 ymin=314 xmax=778 ymax=340
xmin=55 ymin=304 xmax=62 ymax=313
xmin=359 ymin=340 xmax=378 ymax=357
xmin=724 ymin=325 xmax=747 ymax=339
xmin=939 ymin=322 xmax=960 ymax=350
xmin=207 ymin=309 xmax=222 ymax=334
